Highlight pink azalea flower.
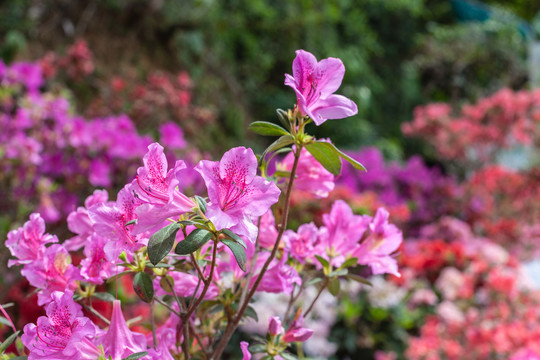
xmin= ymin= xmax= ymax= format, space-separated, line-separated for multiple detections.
xmin=6 ymin=213 xmax=58 ymax=267
xmin=282 ymin=314 xmax=314 ymax=343
xmin=88 ymin=183 xmax=145 ymax=262
xmin=65 ymin=189 xmax=109 ymax=251
xmin=240 ymin=341 xmax=252 ymax=360
xmin=159 ymin=122 xmax=186 ymax=150
xmin=148 ymin=328 xmax=176 ymax=360
xmin=268 ymin=316 xmax=284 ymax=336
xmin=257 ymin=210 xmax=278 ymax=249
xmin=279 ymin=146 xmax=335 ymax=198
xmin=80 ymin=234 xmax=117 ymax=284
xmin=195 ymin=147 xmax=281 ymax=242
xmin=22 ymin=244 xmax=81 ymax=305
xmin=315 ymin=200 xmax=370 ymax=268
xmin=251 ymin=252 xmax=301 ymax=295
xmin=132 ymin=143 xmax=195 ymax=234
xmin=99 ymin=300 xmax=147 ymax=360
xmin=354 ymin=207 xmax=403 ymax=277
xmin=21 ymin=290 xmax=101 ymax=360
xmin=285 ymin=49 xmax=358 ymax=125
xmin=283 ymin=223 xmax=319 ymax=263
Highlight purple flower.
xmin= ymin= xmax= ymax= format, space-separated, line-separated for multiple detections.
xmin=21 ymin=290 xmax=101 ymax=360
xmin=268 ymin=316 xmax=284 ymax=336
xmin=258 ymin=210 xmax=278 ymax=249
xmin=251 ymin=252 xmax=301 ymax=295
xmin=195 ymin=147 xmax=281 ymax=242
xmin=80 ymin=234 xmax=117 ymax=284
xmin=285 ymin=50 xmax=357 ymax=125
xmin=133 ymin=143 xmax=195 ymax=234
xmin=99 ymin=300 xmax=147 ymax=360
xmin=6 ymin=213 xmax=58 ymax=267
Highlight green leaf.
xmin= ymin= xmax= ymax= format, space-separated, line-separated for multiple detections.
xmin=328 ymin=268 xmax=348 ymax=277
xmin=0 ymin=330 xmax=20 ymax=354
xmin=314 ymin=255 xmax=329 ymax=269
xmin=346 ymin=274 xmax=372 ymax=286
xmin=106 ymin=270 xmax=132 ymax=284
xmin=322 ymin=141 xmax=367 ymax=171
xmin=92 ymin=292 xmax=116 ymax=302
xmin=125 ymin=219 xmax=136 ymax=227
xmin=159 ymin=275 xmax=174 ymax=293
xmin=221 ymin=238 xmax=247 ymax=272
xmin=133 ymin=272 xmax=154 ymax=303
xmin=221 ymin=229 xmax=247 ymax=249
xmin=276 ymin=108 xmax=291 ymax=130
xmin=148 ymin=223 xmax=182 ymax=265
xmin=0 ymin=316 xmax=12 ymax=328
xmin=9 ymin=357 xmax=28 ymax=360
xmin=178 ymin=220 xmax=195 ymax=226
xmin=249 ymin=121 xmax=290 ymax=136
xmin=260 ymin=135 xmax=294 ymax=165
xmin=305 ymin=142 xmax=341 ymax=175
xmin=122 ymin=352 xmax=149 ymax=360
xmin=175 ymin=229 xmax=213 ymax=255
xmin=280 ymin=352 xmax=299 ymax=360
xmin=306 ymin=277 xmax=323 ymax=286
xmin=194 ymin=196 xmax=207 ymax=214
xmin=339 ymin=257 xmax=359 ymax=269
xmin=249 ymin=343 xmax=267 ymax=353
xmin=244 ymin=305 xmax=259 ymax=322
xmin=327 ymin=277 xmax=341 ymax=297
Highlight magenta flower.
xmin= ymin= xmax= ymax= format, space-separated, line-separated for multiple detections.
xmin=240 ymin=341 xmax=252 ymax=360
xmin=80 ymin=234 xmax=117 ymax=284
xmin=159 ymin=122 xmax=186 ymax=150
xmin=251 ymin=252 xmax=301 ymax=295
xmin=268 ymin=316 xmax=284 ymax=336
xmin=99 ymin=300 xmax=147 ymax=360
xmin=354 ymin=207 xmax=403 ymax=277
xmin=279 ymin=146 xmax=335 ymax=198
xmin=154 ymin=271 xmax=219 ymax=300
xmin=133 ymin=143 xmax=195 ymax=234
xmin=285 ymin=50 xmax=358 ymax=125
xmin=6 ymin=213 xmax=58 ymax=267
xmin=21 ymin=290 xmax=101 ymax=360
xmin=195 ymin=147 xmax=281 ymax=242
xmin=257 ymin=210 xmax=278 ymax=249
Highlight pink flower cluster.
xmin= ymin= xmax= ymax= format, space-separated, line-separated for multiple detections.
xmin=402 ymin=88 xmax=540 ymax=164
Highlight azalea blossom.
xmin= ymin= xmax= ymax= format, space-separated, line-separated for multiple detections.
xmin=133 ymin=142 xmax=196 ymax=234
xmin=285 ymin=49 xmax=358 ymax=125
xmin=21 ymin=290 xmax=101 ymax=360
xmin=195 ymin=146 xmax=281 ymax=242
xmin=99 ymin=299 xmax=148 ymax=360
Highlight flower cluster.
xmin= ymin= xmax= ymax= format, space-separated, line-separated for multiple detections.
xmin=402 ymin=88 xmax=540 ymax=166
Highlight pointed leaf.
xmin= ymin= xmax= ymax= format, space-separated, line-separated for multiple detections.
xmin=280 ymin=352 xmax=299 ymax=360
xmin=249 ymin=121 xmax=290 ymax=136
xmin=92 ymin=292 xmax=116 ymax=302
xmin=260 ymin=135 xmax=294 ymax=165
xmin=276 ymin=108 xmax=291 ymax=130
xmin=339 ymin=257 xmax=359 ymax=269
xmin=328 ymin=268 xmax=348 ymax=277
xmin=122 ymin=352 xmax=149 ymax=360
xmin=222 ymin=238 xmax=247 ymax=272
xmin=159 ymin=275 xmax=174 ymax=293
xmin=320 ymin=141 xmax=366 ymax=171
xmin=194 ymin=196 xmax=207 ymax=214
xmin=0 ymin=316 xmax=12 ymax=328
xmin=221 ymin=229 xmax=247 ymax=249
xmin=346 ymin=274 xmax=372 ymax=286
xmin=148 ymin=223 xmax=181 ymax=265
xmin=0 ymin=330 xmax=20 ymax=353
xmin=327 ymin=277 xmax=341 ymax=297
xmin=314 ymin=255 xmax=329 ymax=269
xmin=133 ymin=272 xmax=154 ymax=303
xmin=125 ymin=219 xmax=136 ymax=227
xmin=175 ymin=229 xmax=213 ymax=255
xmin=305 ymin=142 xmax=341 ymax=175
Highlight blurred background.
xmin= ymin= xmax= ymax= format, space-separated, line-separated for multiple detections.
xmin=2 ymin=0 xmax=540 ymax=359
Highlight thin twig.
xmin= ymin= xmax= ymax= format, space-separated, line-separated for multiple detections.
xmin=303 ymin=279 xmax=328 ymax=318
xmin=155 ymin=297 xmax=181 ymax=317
xmin=83 ymin=303 xmax=110 ymax=325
